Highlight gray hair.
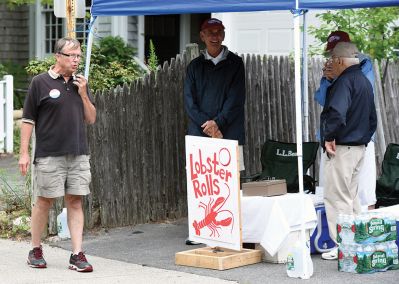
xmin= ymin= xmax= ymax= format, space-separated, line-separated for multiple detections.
xmin=332 ymin=42 xmax=360 ymax=65
xmin=332 ymin=42 xmax=359 ymax=59
xmin=54 ymin=37 xmax=81 ymax=54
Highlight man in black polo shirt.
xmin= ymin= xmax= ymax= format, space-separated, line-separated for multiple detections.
xmin=19 ymin=37 xmax=96 ymax=272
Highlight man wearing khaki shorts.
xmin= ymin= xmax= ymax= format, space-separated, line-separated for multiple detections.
xmin=19 ymin=37 xmax=96 ymax=272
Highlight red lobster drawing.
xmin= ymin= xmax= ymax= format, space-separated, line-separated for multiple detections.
xmin=192 ymin=183 xmax=234 ymax=237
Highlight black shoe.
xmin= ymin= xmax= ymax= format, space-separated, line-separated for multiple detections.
xmin=185 ymin=238 xmax=201 ymax=245
xmin=69 ymin=252 xmax=93 ymax=272
xmin=27 ymin=246 xmax=47 ymax=268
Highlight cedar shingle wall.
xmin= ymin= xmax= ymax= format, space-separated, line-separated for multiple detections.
xmin=0 ymin=4 xmax=29 ymax=65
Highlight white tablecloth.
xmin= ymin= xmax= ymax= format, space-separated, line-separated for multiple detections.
xmin=241 ymin=193 xmax=317 ymax=256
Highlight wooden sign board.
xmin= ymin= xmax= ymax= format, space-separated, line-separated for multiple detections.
xmin=185 ymin=135 xmax=241 ymax=251
xmin=175 ymin=247 xmax=262 ymax=270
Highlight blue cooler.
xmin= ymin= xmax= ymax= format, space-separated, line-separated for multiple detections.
xmin=397 ymin=220 xmax=399 ymax=256
xmin=310 ymin=206 xmax=335 ymax=254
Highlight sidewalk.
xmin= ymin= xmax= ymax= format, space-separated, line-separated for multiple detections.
xmin=2 ymin=155 xmax=398 ymax=283
xmin=54 ymin=219 xmax=398 ymax=284
xmin=0 ymin=238 xmax=236 ymax=284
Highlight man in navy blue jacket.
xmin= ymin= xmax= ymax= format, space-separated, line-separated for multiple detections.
xmin=315 ymin=31 xmax=377 ymax=212
xmin=320 ymin=42 xmax=377 ymax=260
xmin=184 ymin=18 xmax=245 ymax=146
xmin=183 ymin=18 xmax=246 ymax=245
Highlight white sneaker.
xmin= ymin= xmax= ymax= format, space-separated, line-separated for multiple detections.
xmin=321 ymin=247 xmax=338 ymax=260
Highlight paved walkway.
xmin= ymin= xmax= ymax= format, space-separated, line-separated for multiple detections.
xmin=0 ymin=238 xmax=236 ymax=284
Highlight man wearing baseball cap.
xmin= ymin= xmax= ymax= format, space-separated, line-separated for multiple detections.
xmin=314 ymin=32 xmax=378 ymax=260
xmin=320 ymin=42 xmax=377 ymax=260
xmin=183 ymin=18 xmax=246 ymax=245
xmin=184 ymin=17 xmax=245 ymax=149
xmin=325 ymin=31 xmax=351 ymax=52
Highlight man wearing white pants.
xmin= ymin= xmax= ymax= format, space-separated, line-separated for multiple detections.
xmin=315 ymin=31 xmax=377 ymax=211
xmin=356 ymin=141 xmax=377 ymax=209
xmin=319 ymin=42 xmax=377 ymax=260
xmin=319 ymin=141 xmax=376 ymax=211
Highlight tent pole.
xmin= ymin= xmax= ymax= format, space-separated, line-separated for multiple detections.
xmin=302 ymin=10 xmax=309 ymax=142
xmin=293 ymin=14 xmax=303 ymax=200
xmin=292 ymin=6 xmax=313 ymax=279
xmin=84 ymin=16 xmax=97 ymax=80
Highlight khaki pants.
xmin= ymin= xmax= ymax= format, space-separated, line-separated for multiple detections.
xmin=323 ymin=145 xmax=365 ymax=243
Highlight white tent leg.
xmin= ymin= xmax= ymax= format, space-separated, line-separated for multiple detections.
xmin=84 ymin=16 xmax=97 ymax=80
xmin=289 ymin=7 xmax=313 ymax=280
xmin=302 ymin=11 xmax=309 ymax=142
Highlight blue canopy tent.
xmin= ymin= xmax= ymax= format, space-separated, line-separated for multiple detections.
xmin=90 ymin=0 xmax=399 ymax=15
xmin=85 ymin=0 xmax=398 ymax=278
xmin=86 ymin=0 xmax=399 ymax=196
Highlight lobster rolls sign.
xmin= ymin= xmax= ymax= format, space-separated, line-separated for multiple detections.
xmin=186 ymin=135 xmax=241 ymax=251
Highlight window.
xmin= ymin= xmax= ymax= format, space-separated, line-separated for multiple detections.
xmin=43 ymin=4 xmax=64 ymax=54
xmin=75 ymin=1 xmax=92 ymax=44
xmin=41 ymin=1 xmax=92 ymax=55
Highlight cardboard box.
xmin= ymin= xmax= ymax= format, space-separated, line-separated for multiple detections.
xmin=242 ymin=179 xmax=287 ymax=197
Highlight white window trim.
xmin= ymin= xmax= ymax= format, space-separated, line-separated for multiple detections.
xmin=35 ymin=1 xmax=91 ymax=59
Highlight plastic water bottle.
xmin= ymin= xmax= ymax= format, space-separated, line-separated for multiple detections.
xmin=338 ymin=244 xmax=346 ymax=272
xmin=286 ymin=240 xmax=314 ymax=279
xmin=338 ymin=214 xmax=355 ymax=244
xmin=57 ymin=208 xmax=70 ymax=239
xmin=386 ymin=241 xmax=399 ymax=270
xmin=347 ymin=244 xmax=358 ymax=273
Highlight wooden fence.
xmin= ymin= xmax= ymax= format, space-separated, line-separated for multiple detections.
xmin=82 ymin=45 xmax=399 ymax=228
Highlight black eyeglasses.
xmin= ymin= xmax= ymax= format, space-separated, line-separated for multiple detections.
xmin=59 ymin=52 xmax=82 ymax=60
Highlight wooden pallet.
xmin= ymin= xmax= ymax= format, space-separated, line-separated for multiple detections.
xmin=175 ymin=247 xmax=262 ymax=270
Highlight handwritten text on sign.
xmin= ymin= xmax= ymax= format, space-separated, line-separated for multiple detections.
xmin=186 ymin=136 xmax=241 ymax=251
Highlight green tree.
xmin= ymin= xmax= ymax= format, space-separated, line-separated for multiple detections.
xmin=308 ymin=8 xmax=399 ymax=60
xmin=4 ymin=0 xmax=52 ymax=8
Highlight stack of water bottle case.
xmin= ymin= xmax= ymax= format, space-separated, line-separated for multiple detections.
xmin=337 ymin=212 xmax=399 ymax=273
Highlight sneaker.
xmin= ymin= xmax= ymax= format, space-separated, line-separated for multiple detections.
xmin=321 ymin=247 xmax=338 ymax=260
xmin=69 ymin=252 xmax=93 ymax=272
xmin=185 ymin=238 xmax=201 ymax=245
xmin=27 ymin=246 xmax=47 ymax=268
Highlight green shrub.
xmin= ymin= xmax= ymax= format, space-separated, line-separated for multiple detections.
xmin=26 ymin=36 xmax=145 ymax=93
xmin=1 ymin=61 xmax=30 ymax=109
xmin=0 ymin=63 xmax=7 ymax=77
xmin=147 ymin=39 xmax=159 ymax=72
xmin=95 ymin=36 xmax=137 ymax=65
xmin=0 ymin=210 xmax=31 ymax=239
xmin=0 ymin=170 xmax=31 ymax=214
xmin=25 ymin=56 xmax=55 ymax=77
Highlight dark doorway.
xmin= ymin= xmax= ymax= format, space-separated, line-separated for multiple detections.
xmin=190 ymin=14 xmax=211 ymax=51
xmin=145 ymin=15 xmax=180 ymax=65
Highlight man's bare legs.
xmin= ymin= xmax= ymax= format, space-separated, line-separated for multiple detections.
xmin=64 ymin=194 xmax=84 ymax=254
xmin=31 ymin=197 xmax=54 ymax=247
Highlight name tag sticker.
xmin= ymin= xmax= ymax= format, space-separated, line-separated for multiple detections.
xmin=49 ymin=89 xmax=61 ymax=99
